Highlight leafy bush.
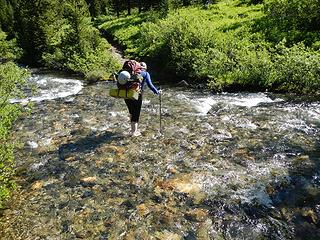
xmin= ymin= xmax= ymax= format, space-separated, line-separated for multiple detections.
xmin=262 ymin=0 xmax=320 ymax=45
xmin=100 ymin=0 xmax=320 ymax=93
xmin=267 ymin=41 xmax=320 ymax=93
xmin=212 ymin=42 xmax=273 ymax=91
xmin=0 ymin=30 xmax=22 ymax=61
xmin=41 ymin=0 xmax=120 ymax=80
xmin=0 ymin=62 xmax=29 ymax=208
xmin=239 ymin=0 xmax=264 ymax=5
xmin=265 ymin=0 xmax=320 ymax=31
xmin=136 ymin=4 xmax=268 ymax=90
xmin=98 ymin=13 xmax=150 ymax=57
xmin=62 ymin=39 xmax=121 ymax=81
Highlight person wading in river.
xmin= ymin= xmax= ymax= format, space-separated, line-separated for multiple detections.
xmin=125 ymin=62 xmax=160 ymax=137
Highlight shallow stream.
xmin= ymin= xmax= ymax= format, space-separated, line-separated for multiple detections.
xmin=0 ymin=71 xmax=319 ymax=239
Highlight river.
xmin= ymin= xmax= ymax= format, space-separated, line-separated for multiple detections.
xmin=0 ymin=71 xmax=319 ymax=239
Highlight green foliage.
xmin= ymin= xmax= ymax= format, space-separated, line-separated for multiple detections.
xmin=0 ymin=0 xmax=15 ymax=33
xmin=265 ymin=0 xmax=320 ymax=31
xmin=42 ymin=0 xmax=120 ymax=79
xmin=100 ymin=0 xmax=320 ymax=93
xmin=262 ymin=0 xmax=320 ymax=45
xmin=15 ymin=0 xmax=49 ymax=64
xmin=99 ymin=13 xmax=150 ymax=57
xmin=267 ymin=41 xmax=320 ymax=93
xmin=0 ymin=30 xmax=22 ymax=61
xmin=85 ymin=0 xmax=109 ymax=17
xmin=0 ymin=61 xmax=29 ymax=208
xmin=158 ymin=0 xmax=170 ymax=18
xmin=135 ymin=3 xmax=267 ymax=89
xmin=15 ymin=0 xmax=120 ymax=80
xmin=239 ymin=0 xmax=264 ymax=5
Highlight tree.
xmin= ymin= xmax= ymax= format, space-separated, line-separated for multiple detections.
xmin=0 ymin=0 xmax=16 ymax=34
xmin=85 ymin=0 xmax=109 ymax=17
xmin=14 ymin=0 xmax=50 ymax=65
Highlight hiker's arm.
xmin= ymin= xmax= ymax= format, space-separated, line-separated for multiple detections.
xmin=145 ymin=72 xmax=159 ymax=94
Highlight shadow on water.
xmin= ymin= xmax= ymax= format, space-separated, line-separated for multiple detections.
xmin=246 ymin=138 xmax=320 ymax=239
xmin=25 ymin=131 xmax=121 ymax=189
xmin=274 ymin=140 xmax=320 ymax=240
xmin=58 ymin=131 xmax=115 ymax=160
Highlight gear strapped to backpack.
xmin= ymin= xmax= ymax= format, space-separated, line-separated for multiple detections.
xmin=109 ymin=60 xmax=143 ymax=100
xmin=118 ymin=60 xmax=143 ymax=88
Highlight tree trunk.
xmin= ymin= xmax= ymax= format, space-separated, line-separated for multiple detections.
xmin=138 ymin=0 xmax=142 ymax=13
xmin=115 ymin=0 xmax=120 ymax=17
xmin=127 ymin=0 xmax=131 ymax=15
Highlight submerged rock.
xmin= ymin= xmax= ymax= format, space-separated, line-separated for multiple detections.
xmin=31 ymin=180 xmax=44 ymax=190
xmin=301 ymin=208 xmax=318 ymax=224
xmin=185 ymin=209 xmax=208 ymax=222
xmin=155 ymin=230 xmax=182 ymax=240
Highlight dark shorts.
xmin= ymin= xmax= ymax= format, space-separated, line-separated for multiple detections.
xmin=125 ymin=94 xmax=142 ymax=122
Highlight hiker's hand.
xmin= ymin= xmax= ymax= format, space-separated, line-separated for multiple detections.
xmin=158 ymin=89 xmax=163 ymax=95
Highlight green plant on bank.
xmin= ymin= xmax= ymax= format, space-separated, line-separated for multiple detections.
xmin=98 ymin=13 xmax=151 ymax=57
xmin=0 ymin=62 xmax=29 ymax=208
xmin=267 ymin=41 xmax=320 ymax=93
xmin=0 ymin=28 xmax=29 ymax=208
xmin=0 ymin=30 xmax=22 ymax=61
xmin=99 ymin=0 xmax=320 ymax=93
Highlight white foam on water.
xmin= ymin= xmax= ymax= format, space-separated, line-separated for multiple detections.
xmin=236 ymin=121 xmax=258 ymax=130
xmin=187 ymin=93 xmax=283 ymax=115
xmin=41 ymin=138 xmax=52 ymax=146
xmin=228 ymin=93 xmax=278 ymax=107
xmin=108 ymin=111 xmax=125 ymax=117
xmin=10 ymin=76 xmax=83 ymax=103
xmin=307 ymin=107 xmax=320 ymax=120
xmin=279 ymin=118 xmax=315 ymax=134
xmin=27 ymin=141 xmax=38 ymax=149
xmin=142 ymin=99 xmax=151 ymax=104
xmin=191 ymin=97 xmax=217 ymax=115
xmin=175 ymin=93 xmax=190 ymax=101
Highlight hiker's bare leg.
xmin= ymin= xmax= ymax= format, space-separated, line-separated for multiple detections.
xmin=130 ymin=122 xmax=141 ymax=136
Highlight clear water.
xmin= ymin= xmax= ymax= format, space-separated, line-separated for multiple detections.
xmin=1 ymin=73 xmax=319 ymax=239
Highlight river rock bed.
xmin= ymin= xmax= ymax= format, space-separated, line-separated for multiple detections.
xmin=0 ymin=76 xmax=320 ymax=239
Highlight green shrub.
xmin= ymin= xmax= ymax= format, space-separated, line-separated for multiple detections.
xmin=239 ymin=0 xmax=264 ymax=5
xmin=61 ymin=37 xmax=121 ymax=80
xmin=100 ymin=0 xmax=320 ymax=93
xmin=0 ymin=62 xmax=29 ymax=208
xmin=265 ymin=0 xmax=320 ymax=31
xmin=263 ymin=0 xmax=320 ymax=45
xmin=137 ymin=5 xmax=269 ymax=90
xmin=267 ymin=41 xmax=320 ymax=93
xmin=0 ymin=30 xmax=22 ymax=61
xmin=15 ymin=0 xmax=120 ymax=80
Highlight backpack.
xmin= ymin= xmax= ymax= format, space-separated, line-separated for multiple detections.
xmin=117 ymin=60 xmax=143 ymax=90
xmin=122 ymin=60 xmax=142 ymax=76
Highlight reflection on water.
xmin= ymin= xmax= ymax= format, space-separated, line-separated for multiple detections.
xmin=1 ymin=73 xmax=320 ymax=239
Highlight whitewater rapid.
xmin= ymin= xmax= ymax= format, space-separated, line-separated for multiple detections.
xmin=10 ymin=75 xmax=83 ymax=103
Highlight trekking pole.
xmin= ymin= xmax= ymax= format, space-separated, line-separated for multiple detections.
xmin=159 ymin=88 xmax=162 ymax=134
